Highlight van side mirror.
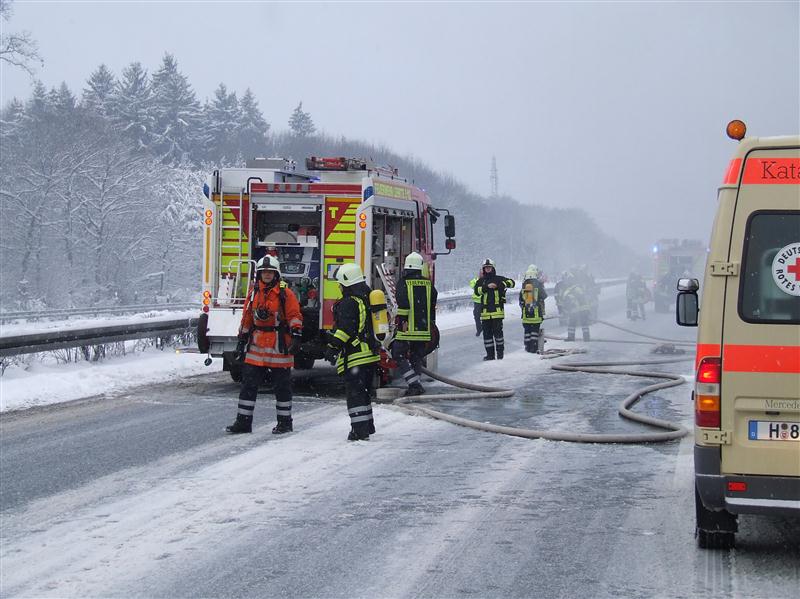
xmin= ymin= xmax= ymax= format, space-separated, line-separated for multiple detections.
xmin=676 ymin=291 xmax=699 ymax=327
xmin=444 ymin=215 xmax=456 ymax=239
xmin=677 ymin=278 xmax=699 ymax=292
xmin=445 ymin=238 xmax=456 ymax=250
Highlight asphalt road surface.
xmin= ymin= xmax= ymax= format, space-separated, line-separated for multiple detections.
xmin=1 ymin=289 xmax=798 ymax=598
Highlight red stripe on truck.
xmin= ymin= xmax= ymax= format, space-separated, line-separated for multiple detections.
xmin=723 ymin=344 xmax=800 ymax=374
xmin=742 ymin=158 xmax=800 ymax=185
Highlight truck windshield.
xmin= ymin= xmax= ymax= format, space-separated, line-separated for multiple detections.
xmin=739 ymin=211 xmax=800 ymax=323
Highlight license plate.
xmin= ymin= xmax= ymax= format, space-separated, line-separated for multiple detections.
xmin=748 ymin=420 xmax=800 ymax=441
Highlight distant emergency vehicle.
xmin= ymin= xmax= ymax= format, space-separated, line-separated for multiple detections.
xmin=197 ymin=157 xmax=456 ymax=380
xmin=676 ymin=121 xmax=799 ymax=549
xmin=652 ymin=238 xmax=706 ymax=312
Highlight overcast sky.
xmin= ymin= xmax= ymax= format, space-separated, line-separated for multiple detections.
xmin=1 ymin=1 xmax=798 ymax=253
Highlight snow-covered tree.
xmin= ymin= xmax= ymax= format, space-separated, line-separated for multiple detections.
xmin=150 ymin=53 xmax=202 ymax=164
xmin=112 ymin=62 xmax=155 ymax=151
xmin=48 ymin=82 xmax=76 ymax=117
xmin=288 ymin=101 xmax=315 ymax=137
xmin=82 ymin=64 xmax=116 ymax=118
xmin=202 ymin=83 xmax=241 ymax=162
xmin=238 ymin=88 xmax=269 ymax=159
xmin=0 ymin=0 xmax=42 ymax=77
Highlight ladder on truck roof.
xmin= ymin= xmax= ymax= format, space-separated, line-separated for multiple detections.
xmin=217 ymin=189 xmax=252 ymax=305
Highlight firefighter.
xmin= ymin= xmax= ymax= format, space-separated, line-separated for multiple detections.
xmin=554 ymin=270 xmax=569 ymax=326
xmin=519 ymin=264 xmax=547 ymax=353
xmin=226 ymin=255 xmax=303 ymax=434
xmin=575 ymin=264 xmax=599 ymax=322
xmin=469 ymin=269 xmax=483 ymax=336
xmin=626 ymin=271 xmax=648 ymax=320
xmin=561 ymin=271 xmax=592 ymax=342
xmin=474 ymin=258 xmax=515 ymax=360
xmin=392 ymin=252 xmax=438 ymax=396
xmin=324 ymin=263 xmax=380 ymax=441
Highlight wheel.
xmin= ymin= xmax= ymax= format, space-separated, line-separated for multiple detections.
xmin=697 ymin=529 xmax=736 ymax=550
xmin=294 ymin=354 xmax=315 ymax=370
xmin=197 ymin=313 xmax=210 ymax=353
xmin=695 ymin=486 xmax=737 ymax=549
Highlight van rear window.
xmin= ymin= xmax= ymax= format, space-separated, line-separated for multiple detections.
xmin=739 ymin=211 xmax=800 ymax=324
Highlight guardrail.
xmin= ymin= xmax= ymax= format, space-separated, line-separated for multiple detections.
xmin=0 ymin=280 xmax=626 ymax=358
xmin=436 ymin=278 xmax=626 ymax=310
xmin=0 ymin=303 xmax=199 ymax=324
xmin=0 ymin=318 xmax=198 ymax=357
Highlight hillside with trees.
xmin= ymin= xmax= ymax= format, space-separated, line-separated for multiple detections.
xmin=0 ymin=54 xmax=638 ymax=309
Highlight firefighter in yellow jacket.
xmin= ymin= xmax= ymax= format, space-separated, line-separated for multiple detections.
xmin=474 ymin=258 xmax=515 ymax=360
xmin=324 ymin=263 xmax=380 ymax=441
xmin=226 ymin=255 xmax=303 ymax=434
xmin=392 ymin=252 xmax=438 ymax=396
xmin=519 ymin=264 xmax=547 ymax=353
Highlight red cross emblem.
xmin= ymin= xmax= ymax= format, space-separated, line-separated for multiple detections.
xmin=789 ymin=257 xmax=800 ymax=282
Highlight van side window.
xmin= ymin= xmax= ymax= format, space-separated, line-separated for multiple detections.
xmin=739 ymin=211 xmax=800 ymax=324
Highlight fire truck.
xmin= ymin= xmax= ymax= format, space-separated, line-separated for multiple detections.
xmin=652 ymin=238 xmax=707 ymax=312
xmin=197 ymin=157 xmax=456 ymax=380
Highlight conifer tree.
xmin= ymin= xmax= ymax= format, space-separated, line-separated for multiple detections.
xmin=203 ymin=83 xmax=240 ymax=162
xmin=288 ymin=101 xmax=315 ymax=137
xmin=151 ymin=53 xmax=202 ymax=163
xmin=48 ymin=82 xmax=76 ymax=117
xmin=238 ymin=88 xmax=269 ymax=158
xmin=83 ymin=64 xmax=116 ymax=118
xmin=112 ymin=62 xmax=154 ymax=150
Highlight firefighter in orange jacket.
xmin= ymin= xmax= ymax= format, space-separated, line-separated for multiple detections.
xmin=226 ymin=255 xmax=303 ymax=434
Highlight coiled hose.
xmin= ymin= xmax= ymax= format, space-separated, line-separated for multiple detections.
xmin=390 ymin=320 xmax=694 ymax=444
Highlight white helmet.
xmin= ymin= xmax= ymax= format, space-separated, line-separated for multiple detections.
xmin=481 ymin=258 xmax=496 ymax=269
xmin=404 ymin=252 xmax=424 ymax=271
xmin=335 ymin=263 xmax=365 ymax=287
xmin=256 ymin=255 xmax=281 ymax=274
xmin=526 ymin=264 xmax=539 ymax=278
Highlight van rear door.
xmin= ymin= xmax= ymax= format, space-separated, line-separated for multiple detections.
xmin=720 ymin=146 xmax=800 ymax=477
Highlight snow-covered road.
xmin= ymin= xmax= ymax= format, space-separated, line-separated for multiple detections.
xmin=1 ymin=287 xmax=798 ymax=598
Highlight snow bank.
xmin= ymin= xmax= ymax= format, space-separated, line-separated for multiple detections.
xmin=1 ymin=349 xmax=209 ymax=412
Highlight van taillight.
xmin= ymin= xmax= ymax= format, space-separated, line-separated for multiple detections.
xmin=696 ymin=357 xmax=721 ymax=428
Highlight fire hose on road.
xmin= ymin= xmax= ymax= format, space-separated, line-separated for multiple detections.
xmin=388 ymin=320 xmax=694 ymax=444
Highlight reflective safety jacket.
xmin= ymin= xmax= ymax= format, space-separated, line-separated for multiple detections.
xmin=329 ymin=292 xmax=380 ymax=375
xmin=519 ymin=277 xmax=547 ymax=324
xmin=395 ymin=274 xmax=437 ymax=342
xmin=475 ymin=274 xmax=516 ymax=320
xmin=561 ymin=282 xmax=591 ymax=314
xmin=240 ymin=280 xmax=303 ymax=368
xmin=469 ymin=278 xmax=481 ymax=303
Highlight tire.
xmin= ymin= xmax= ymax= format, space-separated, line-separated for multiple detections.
xmin=697 ymin=529 xmax=736 ymax=550
xmin=197 ymin=313 xmax=210 ymax=353
xmin=695 ymin=486 xmax=737 ymax=549
xmin=229 ymin=364 xmax=242 ymax=382
xmin=294 ymin=354 xmax=315 ymax=370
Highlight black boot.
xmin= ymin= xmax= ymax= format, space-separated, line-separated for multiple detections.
xmin=272 ymin=421 xmax=293 ymax=434
xmin=347 ymin=429 xmax=370 ymax=441
xmin=404 ymin=382 xmax=425 ymax=396
xmin=226 ymin=415 xmax=252 ymax=434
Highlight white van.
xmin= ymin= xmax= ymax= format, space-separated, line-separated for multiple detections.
xmin=676 ymin=121 xmax=799 ymax=549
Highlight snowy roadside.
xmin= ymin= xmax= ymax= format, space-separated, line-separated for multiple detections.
xmin=0 ymin=305 xmax=485 ymax=414
xmin=0 ymin=287 xmax=619 ymax=414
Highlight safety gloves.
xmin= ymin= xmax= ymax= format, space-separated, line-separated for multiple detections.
xmin=324 ymin=345 xmax=339 ymax=365
xmin=233 ymin=332 xmax=249 ymax=363
xmin=288 ymin=330 xmax=303 ymax=355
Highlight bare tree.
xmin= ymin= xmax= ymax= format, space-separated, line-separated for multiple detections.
xmin=0 ymin=0 xmax=42 ymax=77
